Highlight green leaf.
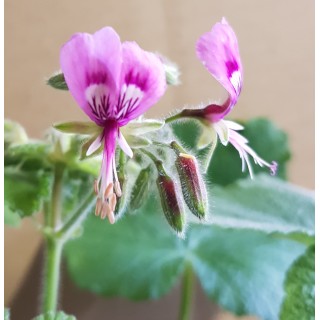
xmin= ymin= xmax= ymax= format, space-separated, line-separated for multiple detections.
xmin=4 ymin=202 xmax=21 ymax=227
xmin=4 ymin=167 xmax=52 ymax=219
xmin=33 ymin=311 xmax=76 ymax=320
xmin=47 ymin=72 xmax=68 ymax=90
xmin=4 ymin=119 xmax=28 ymax=149
xmin=211 ymin=174 xmax=315 ymax=236
xmin=6 ymin=141 xmax=50 ymax=160
xmin=275 ymin=232 xmax=315 ymax=246
xmin=4 ymin=308 xmax=10 ymax=320
xmin=280 ymin=245 xmax=315 ymax=320
xmin=64 ymin=200 xmax=305 ymax=320
xmin=173 ymin=118 xmax=290 ymax=185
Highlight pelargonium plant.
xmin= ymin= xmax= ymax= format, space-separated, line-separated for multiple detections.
xmin=4 ymin=18 xmax=314 ymax=320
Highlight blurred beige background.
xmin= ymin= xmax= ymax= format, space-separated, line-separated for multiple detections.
xmin=5 ymin=0 xmax=314 ymax=318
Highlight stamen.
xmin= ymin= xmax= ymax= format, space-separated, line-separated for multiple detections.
xmin=94 ymin=180 xmax=99 ymax=195
xmin=107 ymin=211 xmax=115 ymax=224
xmin=100 ymin=202 xmax=110 ymax=220
xmin=104 ymin=182 xmax=113 ymax=199
xmin=114 ymin=181 xmax=122 ymax=197
xmin=95 ymin=198 xmax=102 ymax=216
xmin=110 ymin=193 xmax=117 ymax=211
xmin=270 ymin=161 xmax=278 ymax=176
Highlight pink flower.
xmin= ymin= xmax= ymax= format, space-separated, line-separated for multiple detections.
xmin=196 ymin=18 xmax=277 ymax=178
xmin=60 ymin=27 xmax=166 ymax=222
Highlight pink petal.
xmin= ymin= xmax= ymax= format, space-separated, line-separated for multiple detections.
xmin=60 ymin=27 xmax=122 ymax=125
xmin=117 ymin=132 xmax=133 ymax=158
xmin=117 ymin=42 xmax=166 ymax=126
xmin=86 ymin=133 xmax=103 ymax=156
xmin=196 ymin=18 xmax=243 ymax=117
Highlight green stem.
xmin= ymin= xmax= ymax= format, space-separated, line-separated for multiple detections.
xmin=49 ymin=164 xmax=65 ymax=228
xmin=42 ymin=163 xmax=64 ymax=314
xmin=55 ymin=190 xmax=95 ymax=241
xmin=203 ymin=139 xmax=217 ymax=173
xmin=178 ymin=264 xmax=194 ymax=320
xmin=165 ymin=109 xmax=202 ymax=124
xmin=165 ymin=112 xmax=184 ymax=124
xmin=139 ymin=149 xmax=166 ymax=175
xmin=43 ymin=237 xmax=63 ymax=313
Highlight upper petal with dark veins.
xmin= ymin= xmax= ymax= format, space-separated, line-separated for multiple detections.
xmin=60 ymin=27 xmax=122 ymax=125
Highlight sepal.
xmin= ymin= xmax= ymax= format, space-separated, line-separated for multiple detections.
xmin=47 ymin=72 xmax=68 ymax=90
xmin=54 ymin=121 xmax=101 ymax=135
xmin=121 ymin=119 xmax=164 ymax=136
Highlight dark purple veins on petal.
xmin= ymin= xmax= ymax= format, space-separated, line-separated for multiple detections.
xmin=125 ymin=69 xmax=148 ymax=91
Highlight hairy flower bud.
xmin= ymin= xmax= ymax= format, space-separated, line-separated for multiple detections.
xmin=156 ymin=53 xmax=181 ymax=86
xmin=156 ymin=162 xmax=185 ymax=234
xmin=171 ymin=141 xmax=208 ymax=219
xmin=130 ymin=165 xmax=152 ymax=211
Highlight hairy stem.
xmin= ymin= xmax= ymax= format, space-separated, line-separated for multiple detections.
xmin=42 ymin=163 xmax=65 ymax=313
xmin=203 ymin=139 xmax=217 ymax=173
xmin=42 ymin=237 xmax=63 ymax=313
xmin=178 ymin=264 xmax=195 ymax=320
xmin=165 ymin=112 xmax=184 ymax=124
xmin=49 ymin=164 xmax=65 ymax=228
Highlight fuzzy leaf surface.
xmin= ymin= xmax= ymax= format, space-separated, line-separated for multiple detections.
xmin=64 ymin=198 xmax=305 ymax=320
xmin=211 ymin=174 xmax=314 ymax=235
xmin=280 ymin=245 xmax=315 ymax=320
xmin=4 ymin=167 xmax=52 ymax=219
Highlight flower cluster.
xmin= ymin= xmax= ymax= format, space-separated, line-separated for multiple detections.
xmin=52 ymin=18 xmax=277 ymax=233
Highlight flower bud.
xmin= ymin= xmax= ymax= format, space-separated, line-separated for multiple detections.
xmin=130 ymin=165 xmax=152 ymax=211
xmin=171 ymin=142 xmax=208 ymax=219
xmin=156 ymin=53 xmax=181 ymax=86
xmin=156 ymin=162 xmax=185 ymax=234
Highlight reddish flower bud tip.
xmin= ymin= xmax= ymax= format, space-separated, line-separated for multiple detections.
xmin=157 ymin=174 xmax=185 ymax=234
xmin=171 ymin=142 xmax=208 ymax=220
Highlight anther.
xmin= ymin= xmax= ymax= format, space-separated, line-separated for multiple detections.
xmin=107 ymin=211 xmax=115 ymax=224
xmin=95 ymin=198 xmax=102 ymax=216
xmin=100 ymin=202 xmax=109 ymax=220
xmin=110 ymin=193 xmax=117 ymax=212
xmin=114 ymin=181 xmax=122 ymax=197
xmin=104 ymin=182 xmax=113 ymax=199
xmin=94 ymin=179 xmax=99 ymax=195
